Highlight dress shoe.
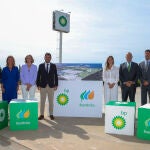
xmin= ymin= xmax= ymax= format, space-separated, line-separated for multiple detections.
xmin=38 ymin=115 xmax=44 ymax=120
xmin=50 ymin=115 xmax=55 ymax=120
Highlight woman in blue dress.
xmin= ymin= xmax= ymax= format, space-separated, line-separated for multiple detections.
xmin=1 ymin=56 xmax=20 ymax=103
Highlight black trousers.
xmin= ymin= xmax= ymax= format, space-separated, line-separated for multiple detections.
xmin=121 ymin=85 xmax=136 ymax=102
xmin=141 ymin=85 xmax=150 ymax=105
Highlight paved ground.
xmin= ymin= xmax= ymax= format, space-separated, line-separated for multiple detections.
xmin=0 ymin=87 xmax=150 ymax=150
xmin=0 ymin=135 xmax=30 ymax=150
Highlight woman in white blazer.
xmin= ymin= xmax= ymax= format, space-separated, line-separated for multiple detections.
xmin=103 ymin=56 xmax=119 ymax=104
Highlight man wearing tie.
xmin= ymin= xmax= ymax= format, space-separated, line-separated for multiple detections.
xmin=37 ymin=52 xmax=58 ymax=120
xmin=119 ymin=52 xmax=139 ymax=102
xmin=139 ymin=49 xmax=150 ymax=105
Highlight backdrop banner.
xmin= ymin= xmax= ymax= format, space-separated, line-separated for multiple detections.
xmin=54 ymin=63 xmax=103 ymax=118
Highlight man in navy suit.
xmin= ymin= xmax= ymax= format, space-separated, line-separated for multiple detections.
xmin=119 ymin=52 xmax=139 ymax=102
xmin=139 ymin=49 xmax=150 ymax=105
xmin=37 ymin=52 xmax=58 ymax=120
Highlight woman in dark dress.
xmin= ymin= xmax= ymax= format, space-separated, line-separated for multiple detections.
xmin=1 ymin=56 xmax=20 ymax=103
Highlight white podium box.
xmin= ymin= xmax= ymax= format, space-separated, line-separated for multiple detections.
xmin=105 ymin=101 xmax=136 ymax=136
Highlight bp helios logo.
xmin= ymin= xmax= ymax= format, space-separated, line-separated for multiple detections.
xmin=145 ymin=118 xmax=150 ymax=128
xmin=57 ymin=89 xmax=69 ymax=106
xmin=80 ymin=90 xmax=94 ymax=101
xmin=16 ymin=110 xmax=30 ymax=119
xmin=112 ymin=116 xmax=126 ymax=130
xmin=57 ymin=93 xmax=69 ymax=106
xmin=59 ymin=16 xmax=67 ymax=27
xmin=0 ymin=109 xmax=5 ymax=122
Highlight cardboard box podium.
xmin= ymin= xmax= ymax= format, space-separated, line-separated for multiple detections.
xmin=9 ymin=99 xmax=38 ymax=131
xmin=105 ymin=101 xmax=136 ymax=136
xmin=137 ymin=104 xmax=150 ymax=140
xmin=0 ymin=101 xmax=8 ymax=129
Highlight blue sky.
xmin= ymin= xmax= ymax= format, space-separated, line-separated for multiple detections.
xmin=0 ymin=0 xmax=150 ymax=67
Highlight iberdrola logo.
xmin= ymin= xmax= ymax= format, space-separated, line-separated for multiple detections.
xmin=112 ymin=116 xmax=126 ymax=130
xmin=145 ymin=118 xmax=150 ymax=128
xmin=16 ymin=110 xmax=30 ymax=119
xmin=57 ymin=93 xmax=69 ymax=106
xmin=80 ymin=90 xmax=94 ymax=101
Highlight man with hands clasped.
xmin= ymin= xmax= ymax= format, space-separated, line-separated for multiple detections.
xmin=119 ymin=52 xmax=139 ymax=102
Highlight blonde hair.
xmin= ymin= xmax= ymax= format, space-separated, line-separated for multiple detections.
xmin=6 ymin=55 xmax=15 ymax=67
xmin=25 ymin=54 xmax=34 ymax=63
xmin=105 ymin=56 xmax=114 ymax=70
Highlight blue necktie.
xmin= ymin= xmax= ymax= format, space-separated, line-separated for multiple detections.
xmin=47 ymin=64 xmax=49 ymax=73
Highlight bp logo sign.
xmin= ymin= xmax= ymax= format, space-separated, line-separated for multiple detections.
xmin=112 ymin=116 xmax=126 ymax=130
xmin=0 ymin=109 xmax=5 ymax=122
xmin=53 ymin=10 xmax=70 ymax=33
xmin=59 ymin=16 xmax=67 ymax=27
xmin=57 ymin=93 xmax=69 ymax=106
xmin=145 ymin=118 xmax=150 ymax=128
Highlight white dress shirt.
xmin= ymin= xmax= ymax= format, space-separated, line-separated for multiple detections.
xmin=45 ymin=63 xmax=50 ymax=73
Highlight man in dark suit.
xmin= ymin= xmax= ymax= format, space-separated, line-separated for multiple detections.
xmin=119 ymin=52 xmax=139 ymax=102
xmin=37 ymin=52 xmax=58 ymax=120
xmin=139 ymin=49 xmax=150 ymax=105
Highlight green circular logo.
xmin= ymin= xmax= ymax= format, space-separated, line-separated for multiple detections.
xmin=59 ymin=16 xmax=67 ymax=27
xmin=0 ymin=109 xmax=5 ymax=122
xmin=145 ymin=118 xmax=150 ymax=128
xmin=57 ymin=93 xmax=69 ymax=106
xmin=112 ymin=116 xmax=126 ymax=130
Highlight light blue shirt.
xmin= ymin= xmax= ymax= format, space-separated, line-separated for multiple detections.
xmin=20 ymin=64 xmax=37 ymax=85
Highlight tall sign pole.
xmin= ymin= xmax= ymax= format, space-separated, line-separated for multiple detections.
xmin=52 ymin=10 xmax=70 ymax=63
xmin=59 ymin=32 xmax=62 ymax=63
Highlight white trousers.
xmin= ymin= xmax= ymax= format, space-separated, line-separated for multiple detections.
xmin=21 ymin=85 xmax=36 ymax=99
xmin=104 ymin=83 xmax=118 ymax=104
